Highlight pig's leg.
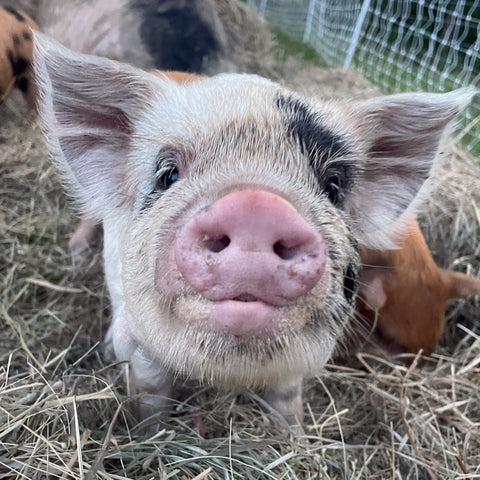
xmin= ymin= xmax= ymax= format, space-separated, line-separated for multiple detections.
xmin=263 ymin=378 xmax=303 ymax=424
xmin=128 ymin=350 xmax=175 ymax=422
xmin=105 ymin=316 xmax=174 ymax=422
xmin=69 ymin=216 xmax=98 ymax=257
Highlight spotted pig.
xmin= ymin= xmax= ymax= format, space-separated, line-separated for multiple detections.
xmin=0 ymin=5 xmax=38 ymax=104
xmin=3 ymin=0 xmax=233 ymax=74
xmin=33 ymin=33 xmax=475 ymax=424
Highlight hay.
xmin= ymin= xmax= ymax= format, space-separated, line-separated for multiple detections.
xmin=213 ymin=0 xmax=276 ymax=76
xmin=1 ymin=3 xmax=480 ymax=478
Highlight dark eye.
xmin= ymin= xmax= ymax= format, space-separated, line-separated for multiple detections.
xmin=156 ymin=167 xmax=179 ymax=191
xmin=325 ymin=174 xmax=340 ymax=205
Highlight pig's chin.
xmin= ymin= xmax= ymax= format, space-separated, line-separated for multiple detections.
xmin=153 ymin=302 xmax=339 ymax=388
xmin=149 ymin=293 xmax=340 ymax=388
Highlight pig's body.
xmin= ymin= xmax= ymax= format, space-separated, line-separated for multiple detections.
xmin=0 ymin=6 xmax=38 ymax=103
xmin=3 ymin=0 xmax=232 ymax=74
xmin=356 ymin=221 xmax=480 ymax=355
xmin=33 ymin=33 xmax=475 ymax=423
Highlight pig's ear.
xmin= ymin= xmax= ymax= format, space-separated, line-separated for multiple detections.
xmin=357 ymin=267 xmax=388 ymax=311
xmin=33 ymin=32 xmax=162 ymax=217
xmin=348 ymin=89 xmax=476 ymax=249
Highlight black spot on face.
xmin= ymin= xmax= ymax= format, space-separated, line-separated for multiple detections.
xmin=23 ymin=31 xmax=31 ymax=41
xmin=3 ymin=6 xmax=26 ymax=22
xmin=343 ymin=263 xmax=359 ymax=304
xmin=136 ymin=1 xmax=221 ymax=72
xmin=7 ymin=50 xmax=29 ymax=76
xmin=276 ymin=94 xmax=347 ymax=160
xmin=12 ymin=34 xmax=20 ymax=46
xmin=275 ymin=93 xmax=354 ymax=208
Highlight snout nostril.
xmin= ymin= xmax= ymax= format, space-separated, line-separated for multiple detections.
xmin=273 ymin=241 xmax=297 ymax=260
xmin=203 ymin=235 xmax=231 ymax=253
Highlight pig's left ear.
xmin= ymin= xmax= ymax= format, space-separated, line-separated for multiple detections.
xmin=348 ymin=89 xmax=476 ymax=249
xmin=33 ymin=32 xmax=163 ymax=218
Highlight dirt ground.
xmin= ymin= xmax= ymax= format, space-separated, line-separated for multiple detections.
xmin=1 ymin=1 xmax=479 ymax=479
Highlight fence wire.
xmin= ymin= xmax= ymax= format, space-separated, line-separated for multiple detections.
xmin=247 ymin=0 xmax=480 ymax=155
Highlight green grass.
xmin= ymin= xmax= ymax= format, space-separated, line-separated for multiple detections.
xmin=271 ymin=27 xmax=327 ymax=68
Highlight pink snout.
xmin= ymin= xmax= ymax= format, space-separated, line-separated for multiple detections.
xmin=174 ymin=190 xmax=326 ymax=337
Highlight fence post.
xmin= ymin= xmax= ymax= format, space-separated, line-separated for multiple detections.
xmin=303 ymin=0 xmax=317 ymax=43
xmin=259 ymin=0 xmax=268 ymax=15
xmin=343 ymin=0 xmax=371 ymax=69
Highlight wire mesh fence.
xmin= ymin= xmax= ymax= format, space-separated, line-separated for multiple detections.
xmin=247 ymin=0 xmax=480 ymax=155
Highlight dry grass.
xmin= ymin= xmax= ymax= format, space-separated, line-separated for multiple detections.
xmin=1 ymin=2 xmax=480 ymax=478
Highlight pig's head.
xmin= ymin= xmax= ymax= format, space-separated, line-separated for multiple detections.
xmin=33 ymin=33 xmax=474 ymax=390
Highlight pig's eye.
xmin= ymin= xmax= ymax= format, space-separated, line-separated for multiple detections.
xmin=325 ymin=175 xmax=341 ymax=205
xmin=156 ymin=167 xmax=180 ymax=191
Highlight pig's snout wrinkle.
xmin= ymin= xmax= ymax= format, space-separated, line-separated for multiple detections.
xmin=174 ymin=190 xmax=326 ymax=336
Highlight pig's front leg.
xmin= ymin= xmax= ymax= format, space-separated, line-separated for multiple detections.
xmin=128 ymin=349 xmax=175 ymax=422
xmin=105 ymin=316 xmax=174 ymax=423
xmin=263 ymin=378 xmax=304 ymax=425
xmin=69 ymin=215 xmax=99 ymax=257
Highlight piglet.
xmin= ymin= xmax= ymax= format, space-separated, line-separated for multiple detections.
xmin=33 ymin=32 xmax=475 ymax=423
xmin=356 ymin=220 xmax=480 ymax=355
xmin=0 ymin=5 xmax=38 ymax=104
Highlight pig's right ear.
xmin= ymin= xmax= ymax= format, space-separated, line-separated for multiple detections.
xmin=33 ymin=32 xmax=162 ymax=218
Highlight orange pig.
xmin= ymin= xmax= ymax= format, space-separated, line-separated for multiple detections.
xmin=356 ymin=220 xmax=480 ymax=355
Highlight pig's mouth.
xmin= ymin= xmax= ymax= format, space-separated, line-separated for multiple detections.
xmin=208 ymin=298 xmax=281 ymax=338
xmin=233 ymin=294 xmax=259 ymax=302
xmin=184 ymin=291 xmax=306 ymax=339
xmin=172 ymin=275 xmax=324 ymax=340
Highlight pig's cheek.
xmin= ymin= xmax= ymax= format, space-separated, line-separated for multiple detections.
xmin=153 ymin=241 xmax=189 ymax=298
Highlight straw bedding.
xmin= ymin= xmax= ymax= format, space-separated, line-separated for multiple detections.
xmin=0 ymin=1 xmax=479 ymax=478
